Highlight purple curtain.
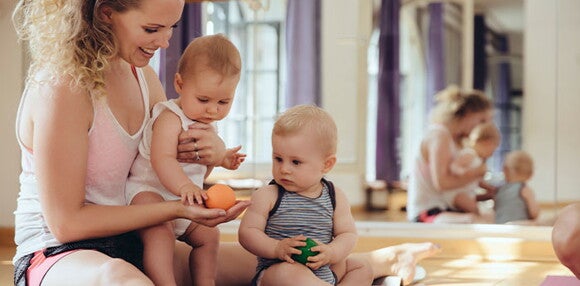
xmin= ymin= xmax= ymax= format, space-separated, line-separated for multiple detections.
xmin=494 ymin=35 xmax=512 ymax=171
xmin=285 ymin=0 xmax=321 ymax=107
xmin=375 ymin=0 xmax=401 ymax=182
xmin=159 ymin=3 xmax=203 ymax=100
xmin=473 ymin=15 xmax=487 ymax=91
xmin=425 ymin=3 xmax=445 ymax=111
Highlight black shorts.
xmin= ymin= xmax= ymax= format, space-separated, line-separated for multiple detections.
xmin=14 ymin=231 xmax=143 ymax=286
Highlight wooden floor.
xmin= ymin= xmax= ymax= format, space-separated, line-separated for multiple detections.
xmin=0 ymin=191 xmax=572 ymax=285
xmin=410 ymin=257 xmax=572 ymax=285
xmin=1 ymin=246 xmax=14 ymax=286
xmin=2 ymin=243 xmax=572 ymax=286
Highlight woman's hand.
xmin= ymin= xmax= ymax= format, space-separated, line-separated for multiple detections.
xmin=177 ymin=122 xmax=226 ymax=165
xmin=179 ymin=199 xmax=251 ymax=227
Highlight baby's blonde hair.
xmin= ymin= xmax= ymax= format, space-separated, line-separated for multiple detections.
xmin=469 ymin=122 xmax=500 ymax=145
xmin=504 ymin=150 xmax=534 ymax=179
xmin=430 ymin=85 xmax=492 ymax=124
xmin=273 ymin=105 xmax=337 ymax=156
xmin=12 ymin=0 xmax=140 ymax=95
xmin=177 ymin=34 xmax=241 ymax=82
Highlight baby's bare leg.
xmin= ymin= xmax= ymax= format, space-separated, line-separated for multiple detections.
xmin=349 ymin=242 xmax=441 ymax=285
xmin=132 ymin=192 xmax=178 ymax=286
xmin=260 ymin=262 xmax=331 ymax=286
xmin=215 ymin=242 xmax=256 ymax=286
xmin=214 ymin=242 xmax=440 ymax=286
xmin=180 ymin=223 xmax=220 ymax=286
xmin=332 ymin=256 xmax=373 ymax=286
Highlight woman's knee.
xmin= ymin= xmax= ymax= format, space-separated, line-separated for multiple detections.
xmin=98 ymin=258 xmax=153 ymax=286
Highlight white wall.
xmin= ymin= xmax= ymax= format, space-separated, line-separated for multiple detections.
xmin=0 ymin=0 xmax=24 ymax=227
xmin=523 ymin=0 xmax=580 ymax=203
xmin=321 ymin=0 xmax=372 ymax=206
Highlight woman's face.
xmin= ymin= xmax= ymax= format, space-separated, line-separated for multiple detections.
xmin=105 ymin=0 xmax=185 ymax=67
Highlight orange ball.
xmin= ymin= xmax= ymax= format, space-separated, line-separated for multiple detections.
xmin=205 ymin=184 xmax=236 ymax=210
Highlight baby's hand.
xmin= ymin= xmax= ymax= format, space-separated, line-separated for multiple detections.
xmin=179 ymin=183 xmax=207 ymax=206
xmin=306 ymin=239 xmax=332 ymax=270
xmin=221 ymin=145 xmax=246 ymax=170
xmin=275 ymin=235 xmax=306 ymax=263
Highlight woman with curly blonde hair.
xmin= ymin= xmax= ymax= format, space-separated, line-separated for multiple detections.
xmin=12 ymin=0 xmax=440 ymax=285
xmin=12 ymin=0 xmax=249 ymax=285
xmin=407 ymin=85 xmax=494 ymax=224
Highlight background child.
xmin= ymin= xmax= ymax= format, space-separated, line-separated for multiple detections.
xmin=444 ymin=122 xmax=500 ymax=216
xmin=238 ymin=105 xmax=373 ymax=286
xmin=494 ymin=150 xmax=540 ymax=224
xmin=125 ymin=34 xmax=245 ymax=285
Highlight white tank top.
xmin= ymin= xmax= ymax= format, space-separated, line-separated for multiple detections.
xmin=13 ymin=67 xmax=150 ymax=263
xmin=407 ymin=124 xmax=458 ymax=220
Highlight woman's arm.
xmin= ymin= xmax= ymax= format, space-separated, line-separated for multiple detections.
xmin=32 ymin=80 xmax=196 ymax=242
xmin=476 ymin=181 xmax=497 ymax=201
xmin=33 ymin=72 xmax=242 ymax=244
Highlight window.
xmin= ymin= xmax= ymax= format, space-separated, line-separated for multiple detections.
xmin=205 ymin=1 xmax=286 ymax=171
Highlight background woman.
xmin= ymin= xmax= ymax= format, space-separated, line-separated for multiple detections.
xmin=407 ymin=85 xmax=493 ymax=224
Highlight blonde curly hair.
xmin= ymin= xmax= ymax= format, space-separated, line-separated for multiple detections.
xmin=12 ymin=0 xmax=140 ymax=95
xmin=430 ymin=85 xmax=492 ymax=124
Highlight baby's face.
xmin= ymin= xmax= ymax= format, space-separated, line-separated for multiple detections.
xmin=271 ymin=130 xmax=331 ymax=197
xmin=176 ymin=70 xmax=239 ymax=124
xmin=474 ymin=140 xmax=498 ymax=159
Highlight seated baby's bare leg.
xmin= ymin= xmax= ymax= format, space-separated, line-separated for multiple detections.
xmin=332 ymin=256 xmax=373 ymax=286
xmin=260 ymin=262 xmax=330 ymax=286
xmin=132 ymin=192 xmax=177 ymax=286
xmin=180 ymin=223 xmax=220 ymax=286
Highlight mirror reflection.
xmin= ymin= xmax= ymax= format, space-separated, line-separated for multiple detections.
xmin=365 ymin=0 xmax=580 ymax=225
xmin=365 ymin=0 xmax=536 ymax=225
xmin=175 ymin=0 xmax=577 ymax=226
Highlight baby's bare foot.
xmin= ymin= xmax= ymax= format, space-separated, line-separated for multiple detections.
xmin=364 ymin=242 xmax=440 ymax=285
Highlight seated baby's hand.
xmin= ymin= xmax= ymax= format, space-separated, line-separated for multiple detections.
xmin=306 ymin=240 xmax=332 ymax=270
xmin=179 ymin=183 xmax=207 ymax=206
xmin=275 ymin=235 xmax=306 ymax=263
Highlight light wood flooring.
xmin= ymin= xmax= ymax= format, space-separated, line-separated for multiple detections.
xmin=0 ymin=191 xmax=572 ymax=285
xmin=1 ymin=242 xmax=575 ymax=286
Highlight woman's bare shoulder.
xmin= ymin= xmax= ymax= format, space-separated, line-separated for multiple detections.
xmin=140 ymin=65 xmax=167 ymax=108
